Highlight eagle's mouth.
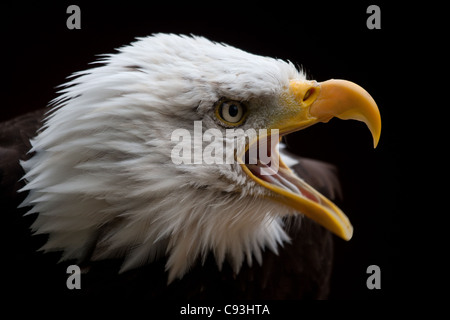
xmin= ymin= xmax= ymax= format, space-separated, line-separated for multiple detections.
xmin=244 ymin=136 xmax=320 ymax=203
xmin=243 ymin=135 xmax=319 ymax=203
xmin=238 ymin=79 xmax=381 ymax=241
xmin=239 ymin=133 xmax=353 ymax=241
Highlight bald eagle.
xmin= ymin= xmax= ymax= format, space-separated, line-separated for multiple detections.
xmin=1 ymin=34 xmax=380 ymax=300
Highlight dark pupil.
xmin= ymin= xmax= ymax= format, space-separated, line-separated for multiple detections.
xmin=228 ymin=104 xmax=239 ymax=117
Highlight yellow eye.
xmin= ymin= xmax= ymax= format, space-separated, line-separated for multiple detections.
xmin=215 ymin=100 xmax=248 ymax=126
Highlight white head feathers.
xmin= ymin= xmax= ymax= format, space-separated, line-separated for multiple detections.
xmin=20 ymin=34 xmax=306 ymax=282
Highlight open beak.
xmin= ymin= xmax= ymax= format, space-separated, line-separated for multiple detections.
xmin=239 ymin=79 xmax=381 ymax=240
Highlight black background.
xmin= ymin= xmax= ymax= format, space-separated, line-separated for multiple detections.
xmin=1 ymin=1 xmax=431 ymax=304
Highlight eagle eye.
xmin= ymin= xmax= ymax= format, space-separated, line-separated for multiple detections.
xmin=215 ymin=100 xmax=248 ymax=127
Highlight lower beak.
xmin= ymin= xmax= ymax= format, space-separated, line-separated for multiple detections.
xmin=240 ymin=79 xmax=381 ymax=240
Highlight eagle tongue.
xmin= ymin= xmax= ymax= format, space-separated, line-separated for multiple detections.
xmin=246 ymin=161 xmax=320 ymax=204
xmin=244 ymin=135 xmax=320 ymax=203
xmin=246 ymin=162 xmax=299 ymax=194
xmin=277 ymin=166 xmax=320 ymax=203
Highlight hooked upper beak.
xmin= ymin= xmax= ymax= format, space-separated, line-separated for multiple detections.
xmin=287 ymin=79 xmax=381 ymax=147
xmin=240 ymin=79 xmax=381 ymax=240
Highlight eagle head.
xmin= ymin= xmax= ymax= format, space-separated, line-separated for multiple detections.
xmin=20 ymin=34 xmax=381 ymax=282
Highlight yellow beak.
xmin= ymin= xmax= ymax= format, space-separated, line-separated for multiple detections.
xmin=288 ymin=79 xmax=381 ymax=147
xmin=240 ymin=79 xmax=381 ymax=240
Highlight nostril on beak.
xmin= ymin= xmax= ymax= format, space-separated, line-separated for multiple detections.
xmin=303 ymin=88 xmax=315 ymax=102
